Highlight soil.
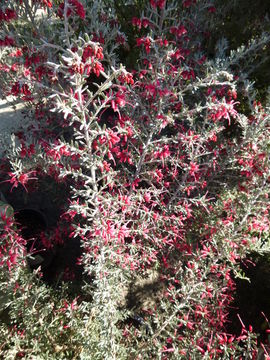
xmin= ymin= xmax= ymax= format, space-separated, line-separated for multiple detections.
xmin=0 ymin=97 xmax=26 ymax=158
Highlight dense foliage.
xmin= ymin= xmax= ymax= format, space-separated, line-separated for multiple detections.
xmin=0 ymin=1 xmax=270 ymax=358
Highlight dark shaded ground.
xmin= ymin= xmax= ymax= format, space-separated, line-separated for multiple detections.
xmin=227 ymin=254 xmax=270 ymax=343
xmin=2 ymin=177 xmax=83 ymax=290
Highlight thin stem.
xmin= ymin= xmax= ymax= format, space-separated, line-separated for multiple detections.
xmin=129 ymin=128 xmax=154 ymax=193
xmin=23 ymin=0 xmax=39 ymax=35
xmin=64 ymin=0 xmax=71 ymax=48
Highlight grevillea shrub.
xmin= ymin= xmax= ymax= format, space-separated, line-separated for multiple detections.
xmin=0 ymin=0 xmax=270 ymax=359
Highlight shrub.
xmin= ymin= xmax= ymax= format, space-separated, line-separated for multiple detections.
xmin=0 ymin=0 xmax=270 ymax=358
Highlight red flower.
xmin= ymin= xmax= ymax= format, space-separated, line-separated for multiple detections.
xmin=92 ymin=61 xmax=104 ymax=77
xmin=21 ymin=84 xmax=31 ymax=96
xmin=116 ymin=34 xmax=126 ymax=45
xmin=111 ymin=91 xmax=126 ymax=112
xmin=0 ymin=36 xmax=15 ymax=47
xmin=136 ymin=37 xmax=152 ymax=54
xmin=189 ymin=162 xmax=199 ymax=178
xmin=10 ymin=82 xmax=32 ymax=98
xmin=150 ymin=0 xmax=166 ymax=9
xmin=154 ymin=145 xmax=171 ymax=167
xmin=132 ymin=17 xmax=141 ymax=29
xmin=183 ymin=0 xmax=196 ymax=7
xmin=118 ymin=72 xmax=134 ymax=85
xmin=10 ymin=82 xmax=20 ymax=96
xmin=35 ymin=65 xmax=47 ymax=80
xmin=0 ymin=8 xmax=16 ymax=22
xmin=82 ymin=45 xmax=95 ymax=62
xmin=58 ymin=0 xmax=85 ymax=19
xmin=9 ymin=49 xmax=22 ymax=57
xmin=2 ymin=171 xmax=37 ymax=192
xmin=92 ymin=32 xmax=105 ymax=44
xmin=208 ymin=6 xmax=216 ymax=13
xmin=33 ymin=0 xmax=52 ymax=7
xmin=144 ymin=192 xmax=151 ymax=203
xmin=170 ymin=25 xmax=187 ymax=37
xmin=82 ymin=45 xmax=103 ymax=64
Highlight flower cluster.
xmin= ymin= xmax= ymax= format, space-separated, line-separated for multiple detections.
xmin=0 ymin=8 xmax=16 ymax=22
xmin=57 ymin=0 xmax=85 ymax=20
